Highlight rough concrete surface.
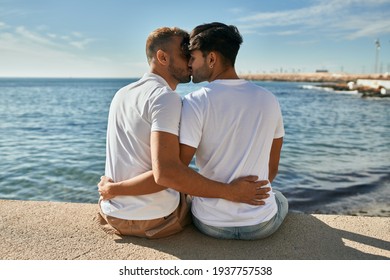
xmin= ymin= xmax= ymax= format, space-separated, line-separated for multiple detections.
xmin=0 ymin=200 xmax=389 ymax=260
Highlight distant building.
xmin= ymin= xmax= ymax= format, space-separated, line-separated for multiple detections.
xmin=315 ymin=69 xmax=329 ymax=73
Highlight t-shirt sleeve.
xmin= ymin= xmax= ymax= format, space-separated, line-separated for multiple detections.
xmin=179 ymin=94 xmax=203 ymax=148
xmin=149 ymin=90 xmax=182 ymax=136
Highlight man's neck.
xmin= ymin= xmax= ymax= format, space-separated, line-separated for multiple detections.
xmin=150 ymin=68 xmax=178 ymax=90
xmin=209 ymin=66 xmax=239 ymax=82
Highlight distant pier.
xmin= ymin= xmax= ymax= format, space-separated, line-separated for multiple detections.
xmin=240 ymin=73 xmax=390 ymax=97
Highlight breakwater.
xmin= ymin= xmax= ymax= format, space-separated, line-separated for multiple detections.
xmin=239 ymin=73 xmax=390 ymax=97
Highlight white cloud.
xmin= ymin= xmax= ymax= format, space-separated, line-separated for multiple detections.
xmin=236 ymin=0 xmax=390 ymax=39
xmin=238 ymin=1 xmax=343 ymax=27
xmin=69 ymin=38 xmax=94 ymax=50
xmin=275 ymin=30 xmax=301 ymax=36
xmin=15 ymin=26 xmax=56 ymax=46
xmin=0 ymin=22 xmax=147 ymax=77
xmin=332 ymin=15 xmax=390 ymax=40
xmin=0 ymin=23 xmax=126 ymax=77
xmin=2 ymin=24 xmax=95 ymax=51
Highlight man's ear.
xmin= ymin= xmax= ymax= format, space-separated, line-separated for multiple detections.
xmin=208 ymin=52 xmax=216 ymax=68
xmin=156 ymin=50 xmax=169 ymax=65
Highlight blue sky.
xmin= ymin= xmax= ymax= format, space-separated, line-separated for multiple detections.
xmin=1 ymin=0 xmax=389 ymax=77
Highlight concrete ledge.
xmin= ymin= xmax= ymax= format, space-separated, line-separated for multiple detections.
xmin=0 ymin=200 xmax=389 ymax=260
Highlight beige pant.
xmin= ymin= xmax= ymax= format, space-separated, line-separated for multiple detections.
xmin=98 ymin=194 xmax=192 ymax=239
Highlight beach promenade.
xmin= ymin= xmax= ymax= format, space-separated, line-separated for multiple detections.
xmin=0 ymin=199 xmax=389 ymax=260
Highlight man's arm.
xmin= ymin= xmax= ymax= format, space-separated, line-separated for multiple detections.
xmin=98 ymin=132 xmax=271 ymax=204
xmin=152 ymin=131 xmax=270 ymax=204
xmin=268 ymin=137 xmax=283 ymax=183
xmin=98 ymin=171 xmax=166 ymax=200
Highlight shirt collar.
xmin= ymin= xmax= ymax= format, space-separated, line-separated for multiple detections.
xmin=143 ymin=73 xmax=172 ymax=90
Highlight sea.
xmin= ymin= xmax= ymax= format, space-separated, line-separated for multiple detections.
xmin=0 ymin=78 xmax=389 ymax=217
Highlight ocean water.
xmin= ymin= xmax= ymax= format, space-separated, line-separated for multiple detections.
xmin=0 ymin=78 xmax=389 ymax=216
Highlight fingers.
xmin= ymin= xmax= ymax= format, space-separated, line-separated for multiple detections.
xmin=240 ymin=175 xmax=259 ymax=182
xmin=98 ymin=176 xmax=106 ymax=188
xmin=256 ymin=187 xmax=271 ymax=194
xmin=247 ymin=199 xmax=266 ymax=206
xmin=255 ymin=193 xmax=270 ymax=200
xmin=250 ymin=187 xmax=271 ymax=205
xmin=254 ymin=180 xmax=270 ymax=187
xmin=254 ymin=180 xmax=270 ymax=194
xmin=98 ymin=176 xmax=114 ymax=201
xmin=237 ymin=176 xmax=269 ymax=185
xmin=98 ymin=189 xmax=109 ymax=200
xmin=100 ymin=176 xmax=114 ymax=182
xmin=97 ymin=176 xmax=114 ymax=189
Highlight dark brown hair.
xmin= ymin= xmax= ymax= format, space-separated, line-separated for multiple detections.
xmin=189 ymin=22 xmax=243 ymax=66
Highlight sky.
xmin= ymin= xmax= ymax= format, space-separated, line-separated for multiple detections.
xmin=0 ymin=0 xmax=390 ymax=78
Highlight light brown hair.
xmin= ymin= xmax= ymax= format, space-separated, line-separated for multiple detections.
xmin=146 ymin=27 xmax=189 ymax=64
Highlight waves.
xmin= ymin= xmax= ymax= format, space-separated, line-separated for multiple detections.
xmin=301 ymin=84 xmax=359 ymax=95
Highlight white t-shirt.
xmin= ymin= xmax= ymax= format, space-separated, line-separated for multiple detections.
xmin=100 ymin=73 xmax=182 ymax=220
xmin=180 ymin=79 xmax=284 ymax=227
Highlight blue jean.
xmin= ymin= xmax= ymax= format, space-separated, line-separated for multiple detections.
xmin=192 ymin=190 xmax=288 ymax=240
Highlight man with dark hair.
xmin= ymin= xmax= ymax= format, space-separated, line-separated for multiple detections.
xmin=188 ymin=22 xmax=242 ymax=73
xmin=98 ymin=26 xmax=269 ymax=239
xmin=179 ymin=22 xmax=288 ymax=240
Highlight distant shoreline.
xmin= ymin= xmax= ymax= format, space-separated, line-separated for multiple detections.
xmin=239 ymin=73 xmax=390 ymax=83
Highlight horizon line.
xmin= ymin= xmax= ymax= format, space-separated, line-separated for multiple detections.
xmin=0 ymin=72 xmax=388 ymax=80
